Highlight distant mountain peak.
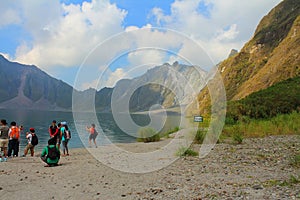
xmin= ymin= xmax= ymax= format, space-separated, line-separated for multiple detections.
xmin=228 ymin=49 xmax=238 ymax=58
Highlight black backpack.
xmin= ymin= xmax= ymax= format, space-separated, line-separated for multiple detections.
xmin=65 ymin=129 xmax=71 ymax=139
xmin=47 ymin=146 xmax=59 ymax=160
xmin=31 ymin=134 xmax=38 ymax=146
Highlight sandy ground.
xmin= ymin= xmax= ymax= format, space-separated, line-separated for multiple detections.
xmin=0 ymin=135 xmax=299 ymax=200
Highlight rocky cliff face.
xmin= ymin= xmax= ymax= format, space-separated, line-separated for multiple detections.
xmin=0 ymin=55 xmax=73 ymax=110
xmin=198 ymin=0 xmax=300 ymax=114
xmin=103 ymin=62 xmax=207 ymax=112
xmin=0 ymin=55 xmax=205 ymax=112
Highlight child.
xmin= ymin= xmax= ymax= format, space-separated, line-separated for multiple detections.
xmin=41 ymin=138 xmax=60 ymax=167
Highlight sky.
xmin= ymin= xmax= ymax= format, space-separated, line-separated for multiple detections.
xmin=0 ymin=0 xmax=282 ymax=91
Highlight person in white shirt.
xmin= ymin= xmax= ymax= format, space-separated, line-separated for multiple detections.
xmin=23 ymin=128 xmax=35 ymax=157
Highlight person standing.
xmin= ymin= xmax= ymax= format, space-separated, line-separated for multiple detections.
xmin=86 ymin=124 xmax=98 ymax=148
xmin=0 ymin=119 xmax=9 ymax=161
xmin=23 ymin=128 xmax=36 ymax=157
xmin=60 ymin=122 xmax=70 ymax=156
xmin=8 ymin=121 xmax=20 ymax=157
xmin=49 ymin=120 xmax=60 ymax=149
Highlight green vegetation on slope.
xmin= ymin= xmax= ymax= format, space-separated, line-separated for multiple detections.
xmin=223 ymin=111 xmax=300 ymax=138
xmin=226 ymin=76 xmax=300 ymax=121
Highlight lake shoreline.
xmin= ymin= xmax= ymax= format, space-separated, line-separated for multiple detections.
xmin=1 ymin=134 xmax=299 ymax=199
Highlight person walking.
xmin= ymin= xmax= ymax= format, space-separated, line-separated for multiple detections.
xmin=0 ymin=119 xmax=9 ymax=161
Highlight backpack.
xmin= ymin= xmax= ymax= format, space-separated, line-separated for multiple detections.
xmin=10 ymin=127 xmax=20 ymax=139
xmin=31 ymin=134 xmax=38 ymax=146
xmin=47 ymin=146 xmax=59 ymax=160
xmin=65 ymin=129 xmax=71 ymax=139
xmin=94 ymin=129 xmax=98 ymax=136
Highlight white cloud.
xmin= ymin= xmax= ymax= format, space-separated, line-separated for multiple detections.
xmin=106 ymin=68 xmax=127 ymax=88
xmin=0 ymin=1 xmax=22 ymax=27
xmin=13 ymin=0 xmax=127 ymax=70
xmin=215 ymin=24 xmax=239 ymax=42
xmin=1 ymin=0 xmax=283 ymax=89
xmin=127 ymin=49 xmax=165 ymax=67
xmin=151 ymin=0 xmax=282 ymax=62
xmin=81 ymin=79 xmax=99 ymax=90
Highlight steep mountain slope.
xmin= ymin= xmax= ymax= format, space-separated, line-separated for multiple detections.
xmin=198 ymin=0 xmax=300 ymax=114
xmin=112 ymin=62 xmax=206 ymax=112
xmin=0 ymin=55 xmax=205 ymax=112
xmin=0 ymin=55 xmax=74 ymax=110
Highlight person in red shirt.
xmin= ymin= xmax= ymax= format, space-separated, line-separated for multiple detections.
xmin=49 ymin=120 xmax=60 ymax=149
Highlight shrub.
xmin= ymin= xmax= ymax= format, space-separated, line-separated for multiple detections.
xmin=232 ymin=128 xmax=243 ymax=144
xmin=290 ymin=154 xmax=300 ymax=167
xmin=226 ymin=77 xmax=300 ymax=120
xmin=176 ymin=146 xmax=198 ymax=157
xmin=194 ymin=129 xmax=207 ymax=144
xmin=137 ymin=127 xmax=160 ymax=143
xmin=161 ymin=126 xmax=180 ymax=138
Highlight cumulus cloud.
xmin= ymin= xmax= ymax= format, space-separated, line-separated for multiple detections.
xmin=1 ymin=0 xmax=283 ymax=90
xmin=0 ymin=1 xmax=22 ymax=27
xmin=105 ymin=68 xmax=127 ymax=88
xmin=13 ymin=0 xmax=127 ymax=70
xmin=150 ymin=0 xmax=282 ymax=62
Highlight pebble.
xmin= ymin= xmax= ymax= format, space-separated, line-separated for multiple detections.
xmin=252 ymin=185 xmax=263 ymax=190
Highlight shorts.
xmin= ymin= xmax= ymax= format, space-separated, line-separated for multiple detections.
xmin=89 ymin=134 xmax=97 ymax=140
xmin=0 ymin=139 xmax=8 ymax=148
xmin=24 ymin=143 xmax=34 ymax=152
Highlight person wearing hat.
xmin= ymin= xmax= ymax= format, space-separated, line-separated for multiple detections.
xmin=0 ymin=119 xmax=9 ymax=161
xmin=23 ymin=128 xmax=36 ymax=157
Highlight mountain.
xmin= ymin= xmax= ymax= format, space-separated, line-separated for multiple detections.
xmin=0 ymin=55 xmax=205 ymax=112
xmin=197 ymin=0 xmax=300 ymax=114
xmin=0 ymin=55 xmax=73 ymax=110
xmin=112 ymin=62 xmax=206 ymax=112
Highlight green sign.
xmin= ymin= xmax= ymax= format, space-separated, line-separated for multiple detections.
xmin=194 ymin=116 xmax=203 ymax=122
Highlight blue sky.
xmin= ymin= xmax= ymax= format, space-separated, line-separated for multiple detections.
xmin=0 ymin=0 xmax=282 ymax=90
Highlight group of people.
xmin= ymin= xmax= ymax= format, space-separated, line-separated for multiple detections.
xmin=0 ymin=118 xmax=99 ymax=167
xmin=0 ymin=119 xmax=23 ymax=161
xmin=40 ymin=120 xmax=71 ymax=167
xmin=0 ymin=119 xmax=71 ymax=166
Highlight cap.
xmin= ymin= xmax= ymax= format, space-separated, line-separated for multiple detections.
xmin=61 ymin=121 xmax=67 ymax=125
xmin=29 ymin=128 xmax=35 ymax=132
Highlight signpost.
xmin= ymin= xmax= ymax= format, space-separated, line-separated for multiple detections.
xmin=194 ymin=116 xmax=203 ymax=122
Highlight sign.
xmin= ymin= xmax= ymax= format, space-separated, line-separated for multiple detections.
xmin=194 ymin=116 xmax=203 ymax=122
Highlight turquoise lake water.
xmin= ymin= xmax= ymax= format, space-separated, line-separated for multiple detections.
xmin=0 ymin=109 xmax=180 ymax=152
